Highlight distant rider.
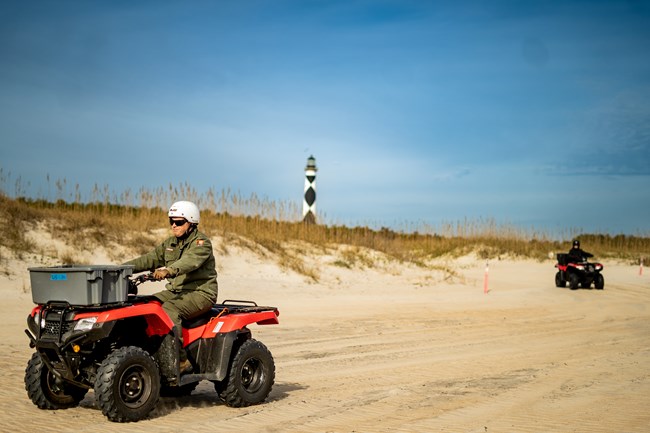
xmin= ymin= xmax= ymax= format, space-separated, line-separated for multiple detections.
xmin=124 ymin=200 xmax=218 ymax=373
xmin=567 ymin=239 xmax=593 ymax=263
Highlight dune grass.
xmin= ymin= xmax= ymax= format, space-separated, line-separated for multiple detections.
xmin=1 ymin=172 xmax=649 ymax=279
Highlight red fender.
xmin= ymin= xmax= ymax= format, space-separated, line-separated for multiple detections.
xmin=209 ymin=310 xmax=279 ymax=335
xmin=74 ymin=302 xmax=174 ymax=337
xmin=192 ymin=310 xmax=279 ymax=341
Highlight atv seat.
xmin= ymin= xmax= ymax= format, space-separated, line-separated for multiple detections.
xmin=182 ymin=305 xmax=228 ymax=329
xmin=556 ymin=253 xmax=569 ymax=266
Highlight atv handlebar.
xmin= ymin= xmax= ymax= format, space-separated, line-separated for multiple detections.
xmin=128 ymin=273 xmax=157 ymax=295
xmin=132 ymin=273 xmax=157 ymax=283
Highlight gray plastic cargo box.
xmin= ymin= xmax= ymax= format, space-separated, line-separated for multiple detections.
xmin=28 ymin=265 xmax=135 ymax=305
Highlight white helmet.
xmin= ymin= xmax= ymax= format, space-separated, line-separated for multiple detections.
xmin=168 ymin=201 xmax=200 ymax=224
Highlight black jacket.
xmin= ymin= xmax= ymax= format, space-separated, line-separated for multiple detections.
xmin=567 ymin=247 xmax=593 ymax=263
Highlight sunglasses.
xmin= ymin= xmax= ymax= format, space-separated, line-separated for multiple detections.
xmin=169 ymin=218 xmax=188 ymax=226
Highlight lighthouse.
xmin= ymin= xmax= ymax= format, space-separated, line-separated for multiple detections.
xmin=302 ymin=155 xmax=317 ymax=224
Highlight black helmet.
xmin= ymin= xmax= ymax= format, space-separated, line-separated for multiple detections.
xmin=572 ymin=239 xmax=580 ymax=248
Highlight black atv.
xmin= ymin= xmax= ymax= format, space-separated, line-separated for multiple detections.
xmin=555 ymin=253 xmax=605 ymax=290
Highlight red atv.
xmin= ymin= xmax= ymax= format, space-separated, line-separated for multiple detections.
xmin=24 ymin=265 xmax=279 ymax=422
xmin=555 ymin=253 xmax=605 ymax=290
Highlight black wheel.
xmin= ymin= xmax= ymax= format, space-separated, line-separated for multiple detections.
xmin=94 ymin=346 xmax=160 ymax=423
xmin=594 ymin=273 xmax=605 ymax=290
xmin=555 ymin=271 xmax=566 ymax=287
xmin=215 ymin=339 xmax=275 ymax=407
xmin=569 ymin=273 xmax=580 ymax=290
xmin=24 ymin=352 xmax=88 ymax=409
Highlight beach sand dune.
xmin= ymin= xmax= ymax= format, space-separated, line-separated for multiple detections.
xmin=1 ymin=241 xmax=648 ymax=432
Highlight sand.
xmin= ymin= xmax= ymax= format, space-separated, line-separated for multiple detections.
xmin=1 ymin=237 xmax=648 ymax=432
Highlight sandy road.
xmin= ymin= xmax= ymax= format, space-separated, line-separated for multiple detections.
xmin=1 ymin=256 xmax=648 ymax=432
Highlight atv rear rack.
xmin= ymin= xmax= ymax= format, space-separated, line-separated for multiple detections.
xmin=215 ymin=300 xmax=279 ymax=315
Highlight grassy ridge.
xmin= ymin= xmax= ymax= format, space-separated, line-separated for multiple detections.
xmin=2 ymin=192 xmax=649 ymax=264
xmin=1 ymin=172 xmax=648 ymax=279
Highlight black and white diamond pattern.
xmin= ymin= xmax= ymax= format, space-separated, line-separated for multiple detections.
xmin=303 ymin=157 xmax=317 ymax=223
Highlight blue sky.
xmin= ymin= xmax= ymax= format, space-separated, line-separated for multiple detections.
xmin=1 ymin=0 xmax=649 ymax=235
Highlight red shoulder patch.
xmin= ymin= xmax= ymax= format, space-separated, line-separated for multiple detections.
xmin=197 ymin=239 xmax=205 ymax=246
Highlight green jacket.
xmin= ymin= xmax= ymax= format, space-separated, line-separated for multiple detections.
xmin=125 ymin=228 xmax=218 ymax=301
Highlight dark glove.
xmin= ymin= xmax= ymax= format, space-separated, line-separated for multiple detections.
xmin=153 ymin=268 xmax=171 ymax=280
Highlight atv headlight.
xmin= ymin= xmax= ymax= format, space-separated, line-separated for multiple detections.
xmin=33 ymin=311 xmax=42 ymax=328
xmin=74 ymin=317 xmax=98 ymax=331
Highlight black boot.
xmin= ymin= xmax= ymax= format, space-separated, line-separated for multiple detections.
xmin=179 ymin=358 xmax=193 ymax=374
xmin=173 ymin=325 xmax=193 ymax=374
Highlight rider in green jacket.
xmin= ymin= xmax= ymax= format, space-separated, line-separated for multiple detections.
xmin=124 ymin=200 xmax=218 ymax=373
